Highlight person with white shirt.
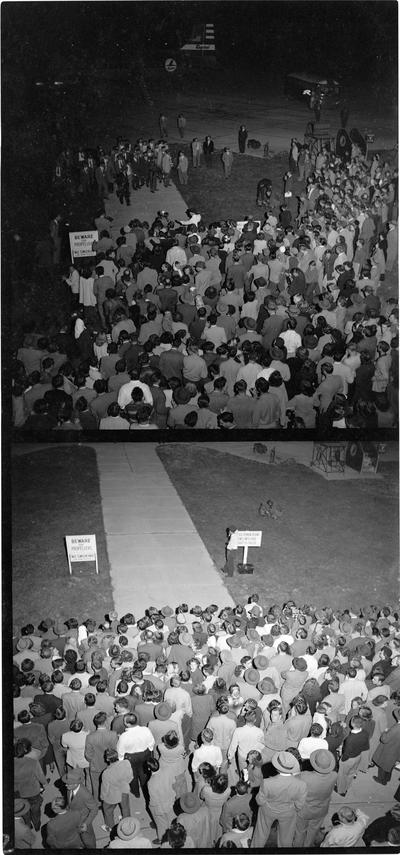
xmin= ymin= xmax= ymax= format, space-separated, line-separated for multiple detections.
xmin=341 ymin=668 xmax=368 ymax=714
xmin=279 ymin=319 xmax=302 ymax=357
xmin=164 ymin=676 xmax=193 ymax=718
xmin=116 ymin=712 xmax=155 ymax=798
xmin=222 ymin=525 xmax=239 ymax=577
xmin=117 ymin=375 xmax=153 ymax=408
xmin=298 ymin=723 xmax=329 ymax=758
xmin=227 ymin=710 xmax=265 ymax=772
xmin=192 ymin=728 xmax=223 ymax=775
xmin=166 ymin=243 xmax=187 ymax=268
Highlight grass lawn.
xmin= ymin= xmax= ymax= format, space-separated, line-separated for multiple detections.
xmin=157 ymin=444 xmax=398 ymax=611
xmin=168 ymin=141 xmax=287 ymax=222
xmin=11 ymin=446 xmax=113 ymax=629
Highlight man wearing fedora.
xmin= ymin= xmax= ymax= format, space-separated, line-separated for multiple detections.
xmin=108 ymin=816 xmax=152 ymax=848
xmin=293 ymin=749 xmax=338 ymax=847
xmin=14 ymin=798 xmax=36 ymax=849
xmin=148 ymin=702 xmax=177 ymax=745
xmin=62 ymin=767 xmax=98 ymax=849
xmin=177 ymin=790 xmax=212 ymax=848
xmin=251 ymin=750 xmax=307 ymax=848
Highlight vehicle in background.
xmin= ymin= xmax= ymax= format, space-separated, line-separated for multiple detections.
xmin=285 ymin=72 xmax=340 ymax=106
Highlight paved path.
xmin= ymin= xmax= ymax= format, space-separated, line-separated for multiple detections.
xmin=93 ymin=443 xmax=234 ymax=615
xmin=105 ymin=179 xmax=187 ymax=243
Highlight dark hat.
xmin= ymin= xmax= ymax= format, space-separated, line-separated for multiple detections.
xmin=310 ymin=749 xmax=336 ymax=774
xmin=253 ymin=655 xmax=269 ymax=670
xmin=53 ymin=619 xmax=66 ymax=636
xmin=258 ymin=677 xmax=278 ymax=694
xmin=16 ymin=638 xmax=32 ymax=651
xmin=244 ymin=668 xmax=260 ymax=685
xmin=272 ymin=750 xmax=300 ymax=775
xmin=154 ymin=702 xmax=172 ymax=721
xmin=161 ymin=606 xmax=173 ymax=617
xmin=62 ymin=768 xmax=83 ymax=785
xmin=293 ymin=657 xmax=308 ymax=672
xmin=227 ymin=634 xmax=243 ymax=648
xmin=179 ymin=791 xmax=202 ymax=814
xmin=14 ymin=798 xmax=30 ymax=817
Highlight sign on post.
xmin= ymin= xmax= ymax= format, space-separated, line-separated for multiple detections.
xmin=65 ymin=534 xmax=98 ymax=575
xmin=164 ymin=58 xmax=178 ymax=73
xmin=69 ymin=230 xmax=98 ymax=262
xmin=236 ymin=530 xmax=262 ymax=564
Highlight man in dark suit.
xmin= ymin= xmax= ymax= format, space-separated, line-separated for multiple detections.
xmin=45 ymin=796 xmax=85 ymax=849
xmin=95 ymin=161 xmax=109 ymax=200
xmin=33 ymin=681 xmax=62 ymax=716
xmin=62 ymin=767 xmax=98 ymax=848
xmin=203 ymin=136 xmax=214 ymax=168
xmin=84 ymin=712 xmax=118 ymax=800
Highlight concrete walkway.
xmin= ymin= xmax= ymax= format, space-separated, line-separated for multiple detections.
xmin=105 ymin=179 xmax=187 ymax=243
xmin=93 ymin=443 xmax=234 ymax=615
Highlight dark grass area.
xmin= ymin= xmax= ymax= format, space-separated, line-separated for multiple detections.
xmin=157 ymin=444 xmax=398 ymax=610
xmin=11 ymin=446 xmax=113 ymax=629
xmin=168 ymin=140 xmax=287 ymax=222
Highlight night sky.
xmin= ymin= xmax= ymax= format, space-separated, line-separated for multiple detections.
xmin=3 ymin=1 xmax=398 ymax=85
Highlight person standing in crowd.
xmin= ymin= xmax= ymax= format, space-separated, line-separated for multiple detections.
xmin=191 ymin=137 xmax=202 ymax=168
xmin=203 ymin=135 xmax=214 ymax=168
xmin=159 ymin=114 xmax=168 ymax=139
xmin=177 ymin=114 xmax=186 ymax=138
xmin=238 ymin=125 xmax=248 ymax=153
xmin=221 ymin=525 xmax=239 ymax=577
xmin=221 ymin=147 xmax=233 ymax=179
xmin=177 ymin=150 xmax=189 ymax=185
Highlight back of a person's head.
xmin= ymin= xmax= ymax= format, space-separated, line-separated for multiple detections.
xmin=123 ymin=712 xmax=138 ymax=727
xmin=233 ymin=813 xmax=251 ymax=831
xmin=212 ymin=772 xmax=229 ymax=793
xmin=162 ymin=729 xmax=179 ymax=749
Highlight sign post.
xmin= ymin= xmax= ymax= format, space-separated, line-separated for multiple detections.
xmin=65 ymin=534 xmax=98 ymax=575
xmin=236 ymin=530 xmax=262 ymax=565
xmin=69 ymin=231 xmax=98 ymax=263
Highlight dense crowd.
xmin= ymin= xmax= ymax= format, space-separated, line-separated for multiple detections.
xmin=12 ymin=598 xmax=400 ymax=848
xmin=12 ymin=132 xmax=398 ymax=432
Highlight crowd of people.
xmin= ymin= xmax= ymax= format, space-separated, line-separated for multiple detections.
xmin=12 ymin=597 xmax=400 ymax=848
xmin=12 ymin=124 xmax=398 ymax=432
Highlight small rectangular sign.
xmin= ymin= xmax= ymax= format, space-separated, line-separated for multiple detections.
xmin=236 ymin=530 xmax=262 ymax=547
xmin=69 ymin=230 xmax=98 ymax=261
xmin=65 ymin=534 xmax=98 ymax=574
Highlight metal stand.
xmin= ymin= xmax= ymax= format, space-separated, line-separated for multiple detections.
xmin=311 ymin=442 xmax=346 ymax=473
